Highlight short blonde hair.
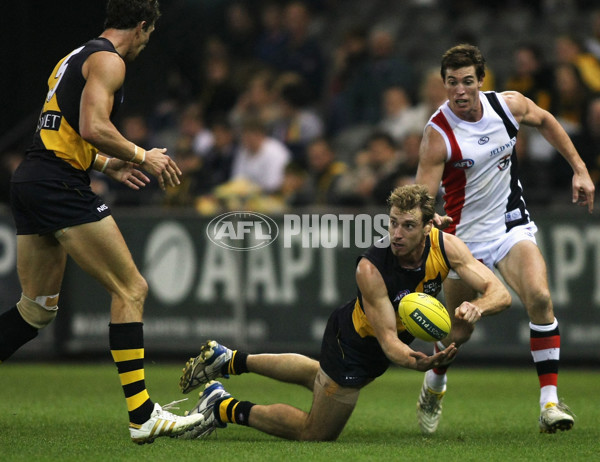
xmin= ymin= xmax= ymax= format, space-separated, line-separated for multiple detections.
xmin=387 ymin=184 xmax=435 ymax=224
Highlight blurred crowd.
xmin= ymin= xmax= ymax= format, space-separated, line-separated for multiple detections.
xmin=3 ymin=0 xmax=600 ymax=214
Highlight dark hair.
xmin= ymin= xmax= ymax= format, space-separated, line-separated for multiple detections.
xmin=387 ymin=184 xmax=435 ymax=224
xmin=367 ymin=131 xmax=397 ymax=150
xmin=104 ymin=0 xmax=161 ymax=31
xmin=441 ymin=44 xmax=486 ymax=82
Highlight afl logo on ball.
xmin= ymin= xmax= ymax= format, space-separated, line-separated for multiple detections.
xmin=207 ymin=211 xmax=279 ymax=251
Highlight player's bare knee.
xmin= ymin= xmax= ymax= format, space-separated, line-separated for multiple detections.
xmin=524 ymin=287 xmax=552 ymax=314
xmin=16 ymin=293 xmax=59 ymax=329
xmin=118 ymin=274 xmax=148 ymax=305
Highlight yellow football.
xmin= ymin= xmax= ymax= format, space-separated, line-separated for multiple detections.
xmin=398 ymin=292 xmax=451 ymax=342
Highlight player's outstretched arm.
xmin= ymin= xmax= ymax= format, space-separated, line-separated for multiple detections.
xmin=502 ymin=91 xmax=595 ymax=213
xmin=356 ymin=258 xmax=457 ymax=371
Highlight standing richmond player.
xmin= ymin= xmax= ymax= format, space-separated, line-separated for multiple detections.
xmin=0 ymin=0 xmax=204 ymax=443
xmin=415 ymin=44 xmax=595 ymax=434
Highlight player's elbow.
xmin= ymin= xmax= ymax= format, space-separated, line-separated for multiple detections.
xmin=496 ymin=286 xmax=512 ymax=313
xmin=79 ymin=121 xmax=103 ymax=145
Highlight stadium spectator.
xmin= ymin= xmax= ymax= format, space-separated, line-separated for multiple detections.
xmin=585 ymin=9 xmax=600 ymax=61
xmin=554 ymin=34 xmax=600 ymax=93
xmin=179 ymin=103 xmax=214 ymax=157
xmin=255 ymin=1 xmax=287 ymax=66
xmin=402 ymin=69 xmax=447 ymax=136
xmin=279 ymin=161 xmax=314 ymax=207
xmin=229 ymin=69 xmax=280 ymax=133
xmin=197 ymin=117 xmax=237 ymax=194
xmin=336 ymin=131 xmax=405 ymax=206
xmin=198 ymin=54 xmax=239 ymax=123
xmin=221 ymin=1 xmax=259 ymax=67
xmin=325 ymin=25 xmax=369 ymax=133
xmin=415 ymin=44 xmax=594 ymax=434
xmin=377 ymin=85 xmax=414 ymax=144
xmin=0 ymin=0 xmax=203 ymax=444
xmin=229 ymin=117 xmax=291 ymax=193
xmin=177 ymin=184 xmax=510 ymax=441
xmin=573 ymin=94 xmax=600 ymax=186
xmin=305 ymin=137 xmax=347 ymax=205
xmin=271 ymin=77 xmax=324 ymax=164
xmin=272 ymin=1 xmax=325 ymax=101
xmin=503 ymin=43 xmax=553 ymax=109
xmin=548 ymin=63 xmax=594 ymax=191
xmin=342 ymin=25 xmax=415 ymax=126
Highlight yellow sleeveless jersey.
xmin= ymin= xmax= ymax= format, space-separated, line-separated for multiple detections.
xmin=29 ymin=37 xmax=123 ymax=171
xmin=351 ymin=227 xmax=451 ymax=338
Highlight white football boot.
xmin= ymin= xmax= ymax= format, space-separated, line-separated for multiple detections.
xmin=416 ymin=376 xmax=446 ymax=434
xmin=129 ymin=402 xmax=204 ymax=444
xmin=539 ymin=401 xmax=575 ymax=433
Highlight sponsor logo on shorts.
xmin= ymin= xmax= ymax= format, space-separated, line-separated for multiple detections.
xmin=96 ymin=203 xmax=108 ymax=213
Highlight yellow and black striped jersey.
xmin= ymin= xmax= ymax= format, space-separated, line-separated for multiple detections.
xmin=351 ymin=227 xmax=451 ymax=338
xmin=27 ymin=37 xmax=123 ymax=173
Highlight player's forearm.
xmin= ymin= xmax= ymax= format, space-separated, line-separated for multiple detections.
xmin=81 ymin=121 xmax=145 ymax=165
xmin=538 ymin=115 xmax=588 ymax=174
xmin=473 ymin=282 xmax=511 ymax=316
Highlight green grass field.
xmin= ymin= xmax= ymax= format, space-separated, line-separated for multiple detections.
xmin=0 ymin=362 xmax=598 ymax=461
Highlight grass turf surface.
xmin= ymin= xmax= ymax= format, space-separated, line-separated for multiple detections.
xmin=0 ymin=363 xmax=598 ymax=461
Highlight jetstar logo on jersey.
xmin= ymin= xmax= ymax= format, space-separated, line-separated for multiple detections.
xmin=206 ymin=211 xmax=279 ymax=251
xmin=452 ymin=159 xmax=474 ymax=169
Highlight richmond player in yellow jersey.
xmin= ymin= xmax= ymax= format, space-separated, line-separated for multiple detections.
xmin=1 ymin=0 xmax=203 ymax=443
xmin=174 ymin=184 xmax=511 ymax=441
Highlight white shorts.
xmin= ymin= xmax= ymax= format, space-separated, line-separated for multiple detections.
xmin=447 ymin=222 xmax=538 ymax=279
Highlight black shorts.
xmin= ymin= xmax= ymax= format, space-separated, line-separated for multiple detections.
xmin=320 ymin=300 xmax=391 ymax=388
xmin=320 ymin=300 xmax=416 ymax=388
xmin=10 ymin=179 xmax=111 ymax=235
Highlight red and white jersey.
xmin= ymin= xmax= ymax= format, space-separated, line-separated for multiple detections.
xmin=426 ymin=91 xmax=530 ymax=242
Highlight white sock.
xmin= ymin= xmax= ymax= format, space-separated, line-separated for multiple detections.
xmin=540 ymin=385 xmax=559 ymax=410
xmin=425 ymin=369 xmax=447 ymax=392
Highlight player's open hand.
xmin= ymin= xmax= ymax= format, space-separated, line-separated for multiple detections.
xmin=142 ymin=147 xmax=182 ymax=190
xmin=410 ymin=342 xmax=457 ymax=371
xmin=103 ymin=158 xmax=150 ymax=190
